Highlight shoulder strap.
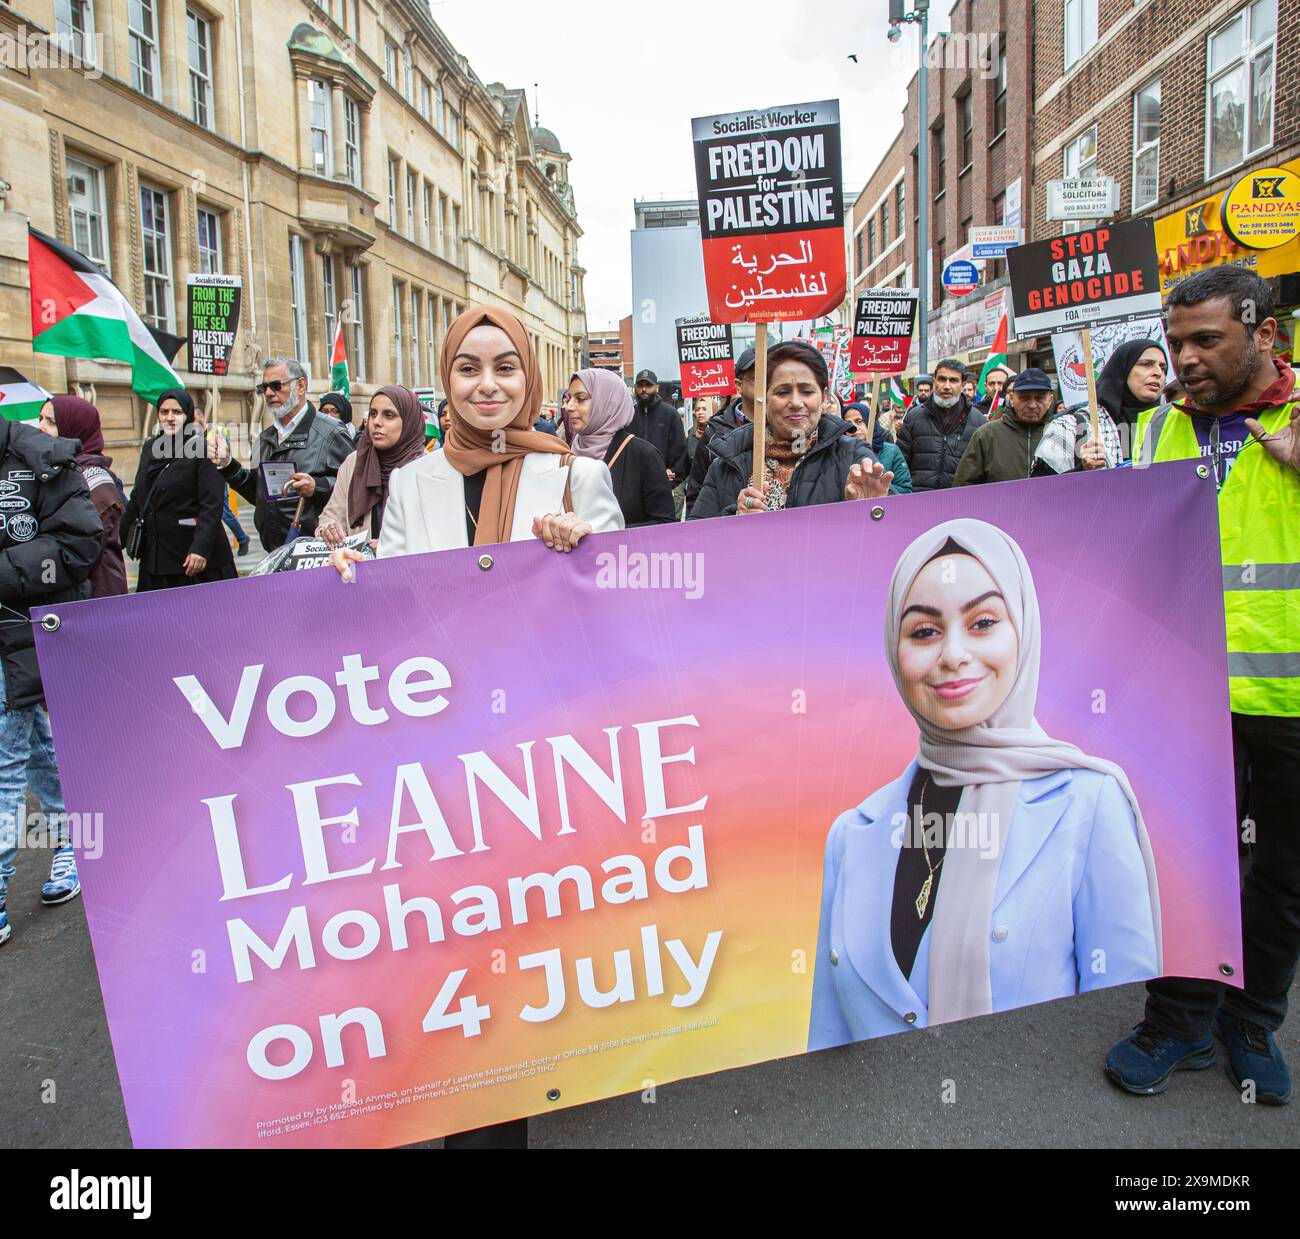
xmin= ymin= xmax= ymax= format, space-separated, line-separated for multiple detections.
xmin=562 ymin=454 xmax=575 ymax=514
xmin=606 ymin=433 xmax=634 ymax=472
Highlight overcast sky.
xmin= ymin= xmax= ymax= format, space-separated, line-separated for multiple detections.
xmin=436 ymin=1 xmax=954 ymax=326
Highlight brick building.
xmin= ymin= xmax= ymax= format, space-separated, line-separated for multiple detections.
xmin=850 ymin=132 xmax=907 ymax=293
xmin=1032 ymin=0 xmax=1300 ymax=366
xmin=901 ymin=0 xmax=1035 ymax=373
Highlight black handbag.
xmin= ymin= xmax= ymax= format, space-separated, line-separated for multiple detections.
xmin=125 ymin=462 xmax=173 ymax=560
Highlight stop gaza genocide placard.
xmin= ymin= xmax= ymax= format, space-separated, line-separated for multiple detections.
xmin=692 ymin=99 xmax=846 ymax=323
xmin=1007 ymin=219 xmax=1161 ymax=336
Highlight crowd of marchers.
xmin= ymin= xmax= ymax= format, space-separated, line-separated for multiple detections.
xmin=1 ymin=266 xmax=1297 ymax=1146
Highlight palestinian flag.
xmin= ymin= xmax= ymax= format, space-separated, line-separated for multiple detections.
xmin=329 ymin=319 xmax=350 ymax=399
xmin=0 ymin=367 xmax=51 ymax=422
xmin=888 ymin=377 xmax=910 ymax=409
xmin=977 ymin=312 xmax=1009 ymax=398
xmin=28 ymin=226 xmax=184 ymax=405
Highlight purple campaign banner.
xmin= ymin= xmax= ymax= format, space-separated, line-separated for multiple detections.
xmin=34 ymin=461 xmax=1240 ymax=1148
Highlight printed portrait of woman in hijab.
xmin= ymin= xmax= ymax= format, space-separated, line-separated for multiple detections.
xmin=808 ymin=518 xmax=1163 ymax=1050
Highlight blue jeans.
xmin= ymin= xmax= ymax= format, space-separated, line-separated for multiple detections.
xmin=222 ymin=495 xmax=248 ymax=546
xmin=0 ymin=663 xmax=67 ymax=903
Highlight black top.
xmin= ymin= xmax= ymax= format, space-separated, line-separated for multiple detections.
xmin=604 ymin=428 xmax=676 ymax=527
xmin=464 ymin=468 xmax=487 ymax=542
xmin=891 ymin=766 xmax=963 ymax=980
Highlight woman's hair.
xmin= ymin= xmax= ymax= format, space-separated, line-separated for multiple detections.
xmin=766 ymin=342 xmax=829 ymax=392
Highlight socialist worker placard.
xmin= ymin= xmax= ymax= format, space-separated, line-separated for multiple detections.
xmin=692 ymin=100 xmax=846 ymax=324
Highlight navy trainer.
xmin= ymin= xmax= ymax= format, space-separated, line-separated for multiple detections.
xmin=1215 ymin=1011 xmax=1293 ymax=1105
xmin=1105 ymin=1022 xmax=1216 ymax=1095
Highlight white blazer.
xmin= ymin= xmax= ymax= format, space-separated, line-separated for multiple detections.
xmin=377 ymin=448 xmax=624 ymax=557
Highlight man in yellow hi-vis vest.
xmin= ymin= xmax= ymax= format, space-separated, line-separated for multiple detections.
xmin=1106 ymin=268 xmax=1299 ymax=1107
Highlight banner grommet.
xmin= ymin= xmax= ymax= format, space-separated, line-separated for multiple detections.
xmin=478 ymin=555 xmax=494 ymax=571
xmin=546 ymin=1088 xmax=561 ymax=1102
xmin=871 ymin=506 xmax=885 ymax=521
xmin=1220 ymin=963 xmax=1235 ymax=977
xmin=1196 ymin=465 xmax=1210 ymax=479
xmin=39 ymin=613 xmax=60 ymax=632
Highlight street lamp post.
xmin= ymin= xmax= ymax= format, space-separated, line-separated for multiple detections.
xmin=890 ymin=0 xmax=931 ymax=377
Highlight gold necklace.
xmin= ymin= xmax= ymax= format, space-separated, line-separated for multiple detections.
xmin=916 ymin=775 xmax=945 ymax=920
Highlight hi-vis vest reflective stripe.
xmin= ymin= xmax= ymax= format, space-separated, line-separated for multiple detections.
xmin=1135 ymin=381 xmax=1300 ymax=717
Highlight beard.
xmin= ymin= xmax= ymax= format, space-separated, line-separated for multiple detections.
xmin=1179 ymin=349 xmax=1261 ymax=411
xmin=931 ymin=391 xmax=960 ymax=409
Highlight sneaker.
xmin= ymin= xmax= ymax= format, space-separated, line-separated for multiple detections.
xmin=237 ymin=536 xmax=251 ymax=556
xmin=1105 ymin=1022 xmax=1217 ymax=1096
xmin=41 ymin=847 xmax=80 ymax=906
xmin=0 ymin=901 xmax=10 ymax=946
xmin=1215 ymin=1011 xmax=1293 ymax=1105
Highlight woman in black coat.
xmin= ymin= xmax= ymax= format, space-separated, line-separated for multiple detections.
xmin=564 ymin=368 xmax=675 ymax=527
xmin=689 ymin=342 xmax=892 ymax=518
xmin=122 ymin=388 xmax=237 ymax=591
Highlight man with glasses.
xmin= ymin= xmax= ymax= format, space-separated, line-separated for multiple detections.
xmin=208 ymin=357 xmax=352 ymax=552
xmin=952 ymin=368 xmax=1107 ymax=485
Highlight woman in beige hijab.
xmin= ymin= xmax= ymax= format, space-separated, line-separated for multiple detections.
xmin=809 ymin=518 xmax=1161 ymax=1050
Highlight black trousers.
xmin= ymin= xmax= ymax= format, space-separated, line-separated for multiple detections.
xmin=1145 ymin=713 xmax=1300 ymax=1039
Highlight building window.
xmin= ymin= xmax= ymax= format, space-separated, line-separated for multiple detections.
xmin=187 ymin=10 xmax=213 ymax=129
xmin=66 ymin=156 xmax=110 ymax=275
xmin=420 ymin=75 xmax=432 ymax=123
xmin=434 ymin=79 xmax=445 ymax=135
xmin=322 ymin=254 xmax=337 ymax=372
xmin=54 ymin=0 xmax=97 ymax=67
xmin=196 ymin=207 xmax=221 ymax=274
xmin=350 ymin=264 xmax=366 ymax=381
xmin=384 ymin=41 xmax=397 ymax=86
xmin=1064 ymin=125 xmax=1098 ymax=180
xmin=309 ymin=80 xmax=333 ymax=176
xmin=854 ymin=229 xmax=863 ymax=276
xmin=344 ymin=96 xmax=361 ymax=186
xmin=992 ymin=35 xmax=1007 ymax=137
xmin=410 ymin=287 xmax=421 ymax=386
xmin=128 ymin=0 xmax=160 ymax=100
xmin=445 ymin=104 xmax=460 ymax=150
xmin=452 ymin=203 xmax=461 ymax=261
xmin=387 ymin=158 xmax=398 ymax=225
xmin=1064 ymin=0 xmax=1099 ymax=71
xmin=960 ymin=92 xmax=973 ymax=170
xmin=896 ymin=180 xmax=905 ymax=236
xmin=1132 ymin=79 xmax=1161 ymax=211
xmin=422 ymin=183 xmax=432 ymax=250
xmin=406 ymin=171 xmax=417 ymax=241
xmin=139 ymin=183 xmax=172 ymax=331
xmin=402 ymin=46 xmax=413 ymax=105
xmin=867 ymin=218 xmax=876 ymax=264
xmin=880 ymin=201 xmax=889 ymax=250
xmin=392 ymin=281 xmax=404 ymax=385
xmin=438 ymin=192 xmax=448 ymax=256
xmin=933 ymin=124 xmax=945 ymax=194
xmin=1206 ymin=0 xmax=1276 ymax=178
xmin=288 ymin=234 xmax=307 ymax=362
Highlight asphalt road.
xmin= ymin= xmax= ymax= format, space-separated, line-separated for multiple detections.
xmin=2 ymin=837 xmax=1295 ymax=1150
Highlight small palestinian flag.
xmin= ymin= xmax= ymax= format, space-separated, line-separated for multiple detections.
xmin=28 ymin=226 xmax=184 ymax=405
xmin=329 ymin=319 xmax=350 ymax=399
xmin=0 ymin=367 xmax=51 ymax=422
xmin=888 ymin=377 xmax=910 ymax=409
xmin=977 ymin=312 xmax=1009 ymax=399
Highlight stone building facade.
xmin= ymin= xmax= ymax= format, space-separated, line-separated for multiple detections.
xmin=0 ymin=0 xmax=586 ymax=479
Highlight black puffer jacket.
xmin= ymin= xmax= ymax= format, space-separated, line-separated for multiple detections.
xmin=689 ymin=415 xmax=876 ymax=519
xmin=0 ymin=420 xmax=103 ymax=709
xmin=895 ymin=395 xmax=987 ymax=491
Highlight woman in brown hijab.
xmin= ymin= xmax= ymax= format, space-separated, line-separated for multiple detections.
xmin=334 ymin=305 xmax=621 ymax=579
xmin=317 ymin=386 xmax=426 ymax=545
